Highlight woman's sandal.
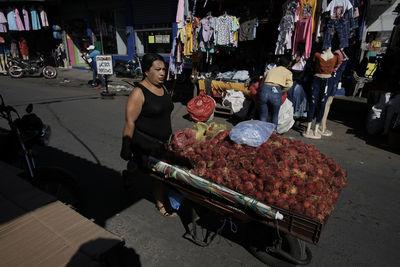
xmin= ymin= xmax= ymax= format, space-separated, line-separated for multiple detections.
xmin=156 ymin=205 xmax=177 ymax=218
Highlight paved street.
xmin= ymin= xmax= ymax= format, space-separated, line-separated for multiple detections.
xmin=1 ymin=73 xmax=399 ymax=267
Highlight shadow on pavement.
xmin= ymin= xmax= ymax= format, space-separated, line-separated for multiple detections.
xmin=34 ymin=145 xmax=156 ymax=227
xmin=66 ymin=238 xmax=141 ymax=267
xmin=328 ymin=97 xmax=399 ymax=154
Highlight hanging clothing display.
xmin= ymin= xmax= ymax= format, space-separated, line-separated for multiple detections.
xmin=15 ymin=9 xmax=25 ymax=31
xmin=0 ymin=10 xmax=7 ymax=32
xmin=347 ymin=0 xmax=360 ymax=37
xmin=292 ymin=16 xmax=313 ymax=58
xmin=326 ymin=0 xmax=352 ymax=19
xmin=176 ymin=0 xmax=185 ymax=28
xmin=322 ymin=0 xmax=352 ymax=50
xmin=215 ymin=14 xmax=234 ymax=46
xmin=275 ymin=0 xmax=298 ymax=55
xmin=299 ymin=0 xmax=317 ymax=32
xmin=7 ymin=9 xmax=18 ymax=31
xmin=38 ymin=7 xmax=49 ymax=27
xmin=22 ymin=8 xmax=30 ymax=31
xmin=198 ymin=15 xmax=216 ymax=53
xmin=31 ymin=8 xmax=41 ymax=30
xmin=183 ymin=19 xmax=194 ymax=56
xmin=239 ymin=18 xmax=257 ymax=41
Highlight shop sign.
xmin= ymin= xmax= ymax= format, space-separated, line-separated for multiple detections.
xmin=96 ymin=55 xmax=113 ymax=75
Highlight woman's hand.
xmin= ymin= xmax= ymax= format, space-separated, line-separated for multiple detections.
xmin=120 ymin=136 xmax=132 ymax=161
xmin=120 ymin=147 xmax=132 ymax=161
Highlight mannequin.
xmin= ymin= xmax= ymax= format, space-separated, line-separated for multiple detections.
xmin=319 ymin=48 xmax=349 ymax=136
xmin=303 ymin=47 xmax=341 ymax=139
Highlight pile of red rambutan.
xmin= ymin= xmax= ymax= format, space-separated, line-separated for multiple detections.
xmin=167 ymin=129 xmax=347 ymax=222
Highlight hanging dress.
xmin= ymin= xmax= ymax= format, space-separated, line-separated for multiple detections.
xmin=31 ymin=8 xmax=41 ymax=30
xmin=15 ymin=9 xmax=25 ymax=31
xmin=39 ymin=7 xmax=49 ymax=27
xmin=7 ymin=9 xmax=18 ymax=31
xmin=183 ymin=19 xmax=194 ymax=56
xmin=19 ymin=39 xmax=29 ymax=56
xmin=0 ymin=10 xmax=7 ymax=32
xmin=22 ymin=8 xmax=30 ymax=31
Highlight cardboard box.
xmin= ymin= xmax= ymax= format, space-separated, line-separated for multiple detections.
xmin=0 ymin=162 xmax=124 ymax=266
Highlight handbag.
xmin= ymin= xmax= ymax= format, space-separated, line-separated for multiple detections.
xmin=131 ymin=128 xmax=168 ymax=153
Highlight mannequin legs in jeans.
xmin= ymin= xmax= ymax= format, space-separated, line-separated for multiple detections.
xmin=259 ymin=83 xmax=282 ymax=128
xmin=303 ymin=76 xmax=330 ymax=139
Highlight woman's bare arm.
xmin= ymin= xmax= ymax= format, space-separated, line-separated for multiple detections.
xmin=120 ymin=87 xmax=144 ymax=160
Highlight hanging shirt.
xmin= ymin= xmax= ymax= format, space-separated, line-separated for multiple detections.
xmin=15 ymin=9 xmax=25 ymax=31
xmin=31 ymin=8 xmax=41 ymax=30
xmin=299 ymin=0 xmax=317 ymax=32
xmin=0 ymin=11 xmax=7 ymax=32
xmin=39 ymin=7 xmax=49 ymax=27
xmin=183 ymin=19 xmax=194 ymax=56
xmin=215 ymin=15 xmax=233 ymax=46
xmin=199 ymin=16 xmax=215 ymax=52
xmin=22 ymin=8 xmax=30 ymax=30
xmin=326 ymin=0 xmax=353 ymax=19
xmin=7 ymin=9 xmax=18 ymax=31
xmin=232 ymin=16 xmax=239 ymax=47
xmin=176 ymin=0 xmax=185 ymax=28
xmin=239 ymin=18 xmax=257 ymax=41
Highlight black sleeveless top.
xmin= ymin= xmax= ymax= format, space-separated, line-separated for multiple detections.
xmin=134 ymin=83 xmax=174 ymax=144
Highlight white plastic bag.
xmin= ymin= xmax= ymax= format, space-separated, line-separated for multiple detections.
xmin=366 ymin=92 xmax=391 ymax=135
xmin=277 ymin=99 xmax=295 ymax=134
xmin=222 ymin=90 xmax=246 ymax=113
xmin=229 ymin=120 xmax=275 ymax=147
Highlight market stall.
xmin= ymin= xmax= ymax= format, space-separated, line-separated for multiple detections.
xmin=167 ymin=0 xmax=369 ymax=123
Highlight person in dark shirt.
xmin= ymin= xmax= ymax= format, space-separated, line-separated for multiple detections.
xmin=120 ymin=53 xmax=176 ymax=217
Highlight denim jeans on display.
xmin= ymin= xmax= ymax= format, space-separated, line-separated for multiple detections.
xmin=287 ymin=81 xmax=308 ymax=118
xmin=323 ymin=18 xmax=349 ymax=50
xmin=259 ymin=83 xmax=282 ymax=125
xmin=307 ymin=76 xmax=331 ymax=124
xmin=327 ymin=60 xmax=348 ymax=97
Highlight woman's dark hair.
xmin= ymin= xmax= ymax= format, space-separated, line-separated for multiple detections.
xmin=277 ymin=55 xmax=292 ymax=67
xmin=141 ymin=53 xmax=165 ymax=77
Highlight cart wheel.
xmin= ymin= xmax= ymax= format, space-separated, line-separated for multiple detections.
xmin=246 ymin=224 xmax=311 ymax=266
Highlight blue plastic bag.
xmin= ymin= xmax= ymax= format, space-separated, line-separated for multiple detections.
xmin=168 ymin=188 xmax=184 ymax=211
xmin=229 ymin=120 xmax=275 ymax=147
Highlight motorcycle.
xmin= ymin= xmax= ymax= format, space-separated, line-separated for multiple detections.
xmin=7 ymin=55 xmax=57 ymax=79
xmin=0 ymin=94 xmax=80 ymax=209
xmin=114 ymin=55 xmax=142 ymax=78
